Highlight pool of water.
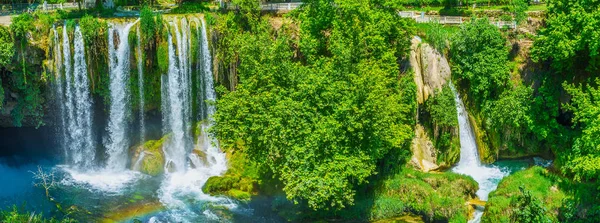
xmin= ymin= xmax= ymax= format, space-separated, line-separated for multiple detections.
xmin=0 ymin=157 xmax=285 ymax=223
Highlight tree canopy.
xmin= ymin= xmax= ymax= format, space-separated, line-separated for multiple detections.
xmin=213 ymin=0 xmax=416 ymax=210
xmin=532 ymin=0 xmax=600 ymax=73
xmin=450 ymin=17 xmax=510 ymax=105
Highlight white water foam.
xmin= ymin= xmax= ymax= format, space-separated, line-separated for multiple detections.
xmin=449 ymin=83 xmax=509 ymax=223
xmin=155 ymin=17 xmax=234 ymax=222
xmin=106 ymin=19 xmax=140 ymax=171
xmin=60 ymin=166 xmax=146 ymax=194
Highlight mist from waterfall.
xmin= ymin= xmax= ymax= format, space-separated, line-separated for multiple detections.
xmin=105 ymin=20 xmax=138 ymax=171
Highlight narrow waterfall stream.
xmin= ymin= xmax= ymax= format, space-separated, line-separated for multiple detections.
xmin=106 ymin=20 xmax=140 ymax=171
xmin=137 ymin=26 xmax=146 ymax=144
xmin=449 ymin=83 xmax=509 ymax=223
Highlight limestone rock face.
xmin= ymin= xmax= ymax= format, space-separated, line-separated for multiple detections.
xmin=409 ymin=36 xmax=451 ymax=104
xmin=410 ymin=125 xmax=440 ymax=172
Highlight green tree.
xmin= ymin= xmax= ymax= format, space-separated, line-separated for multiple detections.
xmin=0 ymin=26 xmax=14 ymax=68
xmin=563 ymin=79 xmax=600 ymax=181
xmin=510 ymin=185 xmax=551 ymax=223
xmin=484 ymin=85 xmax=533 ymax=141
xmin=512 ymin=0 xmax=528 ymax=25
xmin=531 ymin=0 xmax=600 ymax=73
xmin=0 ymin=26 xmax=13 ymax=110
xmin=213 ymin=0 xmax=416 ymax=211
xmin=450 ymin=18 xmax=510 ymax=105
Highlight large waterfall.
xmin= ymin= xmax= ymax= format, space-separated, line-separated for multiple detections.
xmin=51 ymin=16 xmax=232 ymax=221
xmin=162 ymin=18 xmax=194 ymax=173
xmin=55 ymin=24 xmax=95 ymax=168
xmin=450 ymin=83 xmax=508 ymax=223
xmin=157 ymin=17 xmax=230 ymax=221
xmin=105 ymin=21 xmax=139 ymax=171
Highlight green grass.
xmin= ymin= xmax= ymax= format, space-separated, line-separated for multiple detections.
xmin=482 ymin=166 xmax=600 ymax=223
xmin=168 ymin=1 xmax=215 ymax=14
xmin=350 ymin=168 xmax=478 ymax=222
xmin=0 ymin=206 xmax=76 ymax=223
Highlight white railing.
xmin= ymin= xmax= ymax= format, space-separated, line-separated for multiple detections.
xmin=401 ymin=11 xmax=517 ymax=29
xmin=0 ymin=2 xmax=91 ymax=14
xmin=260 ymin=2 xmax=303 ymax=11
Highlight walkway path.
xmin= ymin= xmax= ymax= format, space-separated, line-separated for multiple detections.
xmin=0 ymin=15 xmax=11 ymax=26
xmin=0 ymin=2 xmax=517 ymax=29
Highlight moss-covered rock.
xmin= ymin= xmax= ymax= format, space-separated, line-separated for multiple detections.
xmin=130 ymin=136 xmax=169 ymax=176
xmin=468 ymin=113 xmax=496 ymax=164
xmin=202 ymin=148 xmax=260 ymax=201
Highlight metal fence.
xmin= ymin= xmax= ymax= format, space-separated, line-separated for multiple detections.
xmin=400 ymin=11 xmax=517 ymax=29
xmin=260 ymin=2 xmax=302 ymax=11
xmin=0 ymin=2 xmax=91 ymax=14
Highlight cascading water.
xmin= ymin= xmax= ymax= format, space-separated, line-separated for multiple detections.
xmin=450 ymin=83 xmax=508 ymax=223
xmin=157 ymin=17 xmax=231 ymax=222
xmin=56 ymin=24 xmax=95 ymax=168
xmin=52 ymin=26 xmax=67 ymax=160
xmin=136 ymin=26 xmax=146 ymax=144
xmin=162 ymin=18 xmax=193 ymax=173
xmin=105 ymin=20 xmax=139 ymax=171
xmin=196 ymin=18 xmax=227 ymax=170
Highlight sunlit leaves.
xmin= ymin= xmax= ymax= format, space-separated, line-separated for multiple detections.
xmin=214 ymin=0 xmax=416 ymax=210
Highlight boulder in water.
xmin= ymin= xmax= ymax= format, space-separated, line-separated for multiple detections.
xmin=130 ymin=136 xmax=169 ymax=176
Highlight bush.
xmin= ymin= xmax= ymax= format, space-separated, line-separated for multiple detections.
xmin=358 ymin=168 xmax=477 ymax=221
xmin=480 ymin=167 xmax=600 ymax=223
xmin=450 ymin=18 xmax=510 ymax=105
xmin=0 ymin=206 xmax=76 ymax=223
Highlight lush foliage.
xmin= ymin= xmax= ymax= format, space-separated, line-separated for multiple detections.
xmin=511 ymin=0 xmax=528 ymax=24
xmin=530 ymin=0 xmax=600 ymax=182
xmin=0 ymin=26 xmax=13 ymax=110
xmin=7 ymin=13 xmax=46 ymax=127
xmin=531 ymin=0 xmax=600 ymax=73
xmin=483 ymin=166 xmax=600 ymax=223
xmin=0 ymin=206 xmax=76 ymax=223
xmin=483 ymin=85 xmax=532 ymax=141
xmin=0 ymin=26 xmax=13 ymax=68
xmin=364 ymin=169 xmax=476 ymax=222
xmin=422 ymin=85 xmax=459 ymax=162
xmin=450 ymin=18 xmax=509 ymax=104
xmin=213 ymin=0 xmax=416 ymax=211
xmin=426 ymin=85 xmax=457 ymax=130
xmin=563 ymin=79 xmax=600 ymax=182
xmin=510 ymin=185 xmax=551 ymax=223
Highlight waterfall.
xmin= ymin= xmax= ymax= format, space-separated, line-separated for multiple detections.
xmin=157 ymin=17 xmax=231 ymax=221
xmin=196 ymin=18 xmax=226 ymax=170
xmin=105 ymin=20 xmax=138 ymax=171
xmin=450 ymin=83 xmax=508 ymax=223
xmin=162 ymin=18 xmax=193 ymax=173
xmin=136 ymin=26 xmax=146 ymax=144
xmin=52 ymin=26 xmax=67 ymax=161
xmin=56 ymin=24 xmax=96 ymax=168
